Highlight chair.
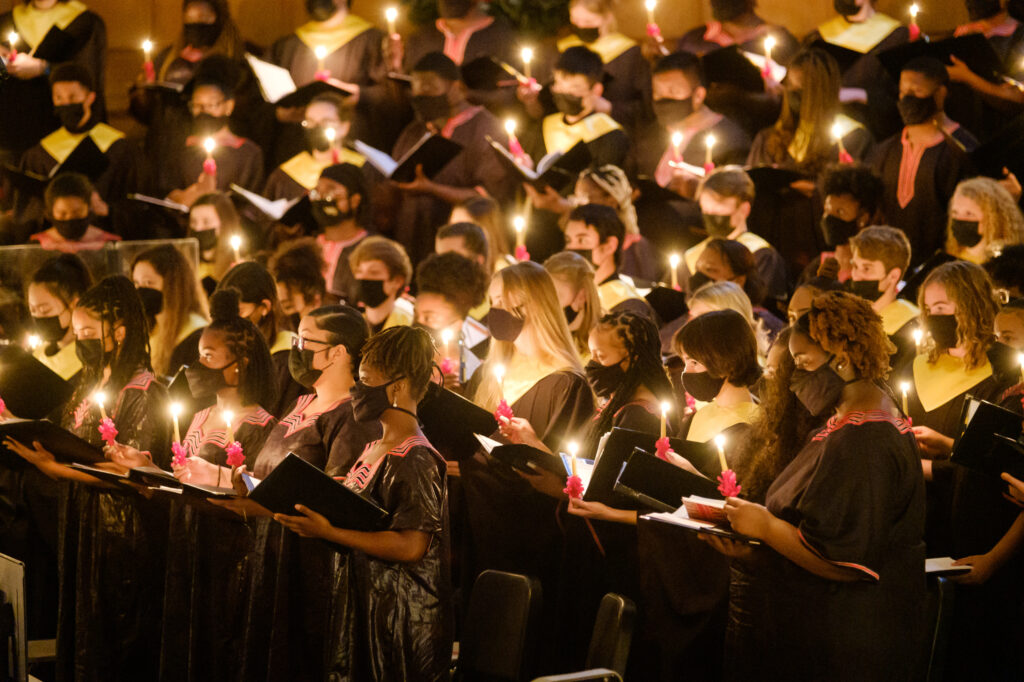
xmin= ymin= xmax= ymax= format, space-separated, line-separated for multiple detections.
xmin=455 ymin=570 xmax=544 ymax=682
xmin=531 ymin=593 xmax=636 ymax=682
xmin=0 ymin=552 xmax=51 ymax=682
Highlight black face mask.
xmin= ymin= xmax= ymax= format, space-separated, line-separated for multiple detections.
xmin=33 ymin=314 xmax=67 ymax=343
xmin=55 ymin=103 xmax=87 ymax=132
xmin=653 ymin=98 xmax=695 ymax=128
xmin=136 ymin=287 xmax=164 ymax=318
xmin=820 ymin=214 xmax=860 ymax=249
xmin=926 ymin=314 xmax=959 ymax=350
xmin=484 ymin=307 xmax=524 ymax=342
xmin=572 ymin=25 xmax=600 ymax=43
xmin=682 ymin=370 xmax=726 ymax=402
xmin=289 ymin=345 xmax=326 ymax=388
xmin=411 ymin=93 xmax=451 ymax=123
xmin=849 ymin=279 xmax=884 ymax=302
xmin=553 ymin=92 xmax=586 ymax=117
xmin=439 ymin=0 xmax=474 ymax=18
xmin=306 ymin=0 xmax=337 ymax=21
xmin=355 ymin=279 xmax=389 ymax=308
xmin=190 ymin=228 xmax=218 ymax=252
xmin=585 ymin=359 xmax=626 ymax=398
xmin=52 ymin=216 xmax=90 ymax=241
xmin=966 ymin=0 xmax=1001 ymax=21
xmin=568 ymin=248 xmax=595 ymax=266
xmin=689 ymin=271 xmax=713 ymax=291
xmin=193 ymin=112 xmax=228 ymax=137
xmin=350 ymin=376 xmax=404 ymax=422
xmin=183 ymin=22 xmax=220 ymax=48
xmin=75 ymin=338 xmax=104 ymax=369
xmin=951 ymin=219 xmax=983 ymax=248
xmin=702 ymin=213 xmax=734 ymax=238
xmin=312 ymin=199 xmax=353 ymax=227
xmin=304 ymin=125 xmax=333 ymax=152
xmin=898 ymin=94 xmax=938 ymax=126
xmin=789 ymin=356 xmax=845 ymax=416
xmin=786 ymin=89 xmax=802 ymax=120
xmin=711 ymin=0 xmax=751 ymax=22
xmin=184 ymin=360 xmax=236 ymax=400
xmin=563 ymin=305 xmax=579 ymax=326
xmin=833 ymin=0 xmax=860 ymax=17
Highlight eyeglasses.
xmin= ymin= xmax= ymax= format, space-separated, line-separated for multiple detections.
xmin=309 ymin=188 xmax=346 ymax=203
xmin=292 ymin=335 xmax=334 ymax=351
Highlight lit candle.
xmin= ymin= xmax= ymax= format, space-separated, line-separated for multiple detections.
xmin=763 ymin=35 xmax=776 ymax=79
xmin=494 ymin=363 xmax=506 ymax=400
xmin=504 ymin=118 xmax=525 ymax=158
xmin=714 ymin=433 xmax=728 ymax=472
xmin=7 ymin=31 xmax=18 ymax=60
xmin=513 ymin=215 xmax=526 ymax=249
xmin=202 ymin=137 xmax=217 ymax=176
xmin=1017 ymin=352 xmax=1024 ymax=383
xmin=93 ymin=391 xmax=108 ymax=420
xmin=441 ymin=328 xmax=453 ymax=359
xmin=670 ymin=130 xmax=683 ymax=161
xmin=385 ymin=6 xmax=398 ymax=36
xmin=669 ymin=253 xmax=680 ymax=290
xmin=314 ymin=45 xmax=330 ymax=81
xmin=521 ymin=47 xmax=533 ymax=81
xmin=704 ymin=133 xmax=716 ymax=172
xmin=899 ymin=381 xmax=910 ymax=415
xmin=142 ymin=39 xmax=155 ymax=83
xmin=170 ymin=402 xmax=183 ymax=443
xmin=909 ymin=4 xmax=921 ymax=41
xmin=324 ymin=126 xmax=339 ymax=163
xmin=568 ymin=440 xmax=579 ymax=477
xmin=230 ymin=234 xmax=243 ymax=262
xmin=660 ymin=401 xmax=670 ymax=439
xmin=222 ymin=409 xmax=234 ymax=444
xmin=26 ymin=334 xmax=41 ymax=350
xmin=913 ymin=327 xmax=923 ymax=352
xmin=832 ymin=120 xmax=853 ymax=164
xmin=644 ymin=0 xmax=657 ymax=25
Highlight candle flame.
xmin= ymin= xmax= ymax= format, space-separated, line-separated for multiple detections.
xmin=644 ymin=0 xmax=657 ymax=11
xmin=670 ymin=130 xmax=683 ymax=148
xmin=314 ymin=45 xmax=328 ymax=60
xmin=831 ymin=121 xmax=844 ymax=140
xmin=513 ymin=215 xmax=525 ymax=233
xmin=899 ymin=381 xmax=910 ymax=393
xmin=26 ymin=334 xmax=41 ymax=349
xmin=660 ymin=400 xmax=671 ymax=416
xmin=568 ymin=441 xmax=579 ymax=456
xmin=764 ymin=35 xmax=776 ymax=51
xmin=669 ymin=253 xmax=680 ymax=268
xmin=1018 ymin=352 xmax=1024 ymax=368
xmin=385 ymin=6 xmax=398 ymax=21
xmin=912 ymin=328 xmax=924 ymax=344
xmin=92 ymin=391 xmax=106 ymax=407
xmin=324 ymin=126 xmax=337 ymax=142
xmin=493 ymin=363 xmax=506 ymax=381
xmin=909 ymin=3 xmax=920 ymax=18
xmin=222 ymin=409 xmax=234 ymax=428
xmin=7 ymin=32 xmax=17 ymax=47
xmin=170 ymin=402 xmax=183 ymax=417
xmin=504 ymin=118 xmax=517 ymax=135
xmin=521 ymin=46 xmax=533 ymax=64
xmin=714 ymin=433 xmax=726 ymax=448
xmin=203 ymin=137 xmax=216 ymax=154
xmin=229 ymin=234 xmax=242 ymax=250
xmin=441 ymin=328 xmax=453 ymax=345
xmin=705 ymin=133 xmax=716 ymax=149
xmin=142 ymin=39 xmax=153 ymax=53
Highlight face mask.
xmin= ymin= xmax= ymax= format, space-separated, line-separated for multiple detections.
xmin=702 ymin=213 xmax=734 ymax=238
xmin=355 ymin=279 xmax=389 ymax=308
xmin=572 ymin=25 xmax=600 ymax=43
xmin=305 ymin=125 xmax=334 ymax=152
xmin=689 ymin=271 xmax=713 ymax=291
xmin=75 ymin=338 xmax=104 ymax=369
xmin=568 ymin=247 xmax=595 ymax=266
xmin=183 ymin=22 xmax=220 ymax=48
xmin=439 ymin=0 xmax=474 ymax=18
xmin=786 ymin=89 xmax=802 ymax=120
xmin=951 ymin=218 xmax=983 ymax=248
xmin=33 ymin=314 xmax=67 ymax=343
xmin=312 ymin=199 xmax=353 ymax=227
xmin=563 ymin=305 xmax=579 ymax=326
xmin=711 ymin=0 xmax=751 ymax=22
xmin=682 ymin=370 xmax=726 ymax=402
xmin=55 ymin=103 xmax=87 ymax=132
xmin=653 ymin=98 xmax=695 ymax=128
xmin=820 ymin=214 xmax=860 ymax=249
xmin=898 ymin=94 xmax=938 ymax=126
xmin=926 ymin=314 xmax=958 ymax=350
xmin=833 ymin=0 xmax=860 ymax=17
xmin=193 ymin=112 xmax=228 ymax=137
xmin=136 ymin=286 xmax=164 ymax=318
xmin=553 ymin=92 xmax=586 ymax=117
xmin=966 ymin=0 xmax=1001 ymax=21
xmin=411 ymin=93 xmax=451 ymax=123
xmin=849 ymin=279 xmax=884 ymax=302
xmin=289 ymin=345 xmax=326 ymax=388
xmin=585 ymin=359 xmax=626 ymax=398
xmin=184 ymin=360 xmax=237 ymax=400
xmin=350 ymin=377 xmax=403 ymax=422
xmin=789 ymin=356 xmax=845 ymax=416
xmin=484 ymin=307 xmax=524 ymax=342
xmin=306 ymin=0 xmax=337 ymax=21
xmin=190 ymin=228 xmax=218 ymax=252
xmin=52 ymin=216 xmax=90 ymax=241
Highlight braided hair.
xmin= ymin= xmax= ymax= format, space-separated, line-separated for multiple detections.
xmin=206 ymin=288 xmax=274 ymax=409
xmin=587 ymin=311 xmax=674 ymax=452
xmin=75 ymin=275 xmax=152 ymax=393
xmin=361 ymin=326 xmax=436 ymax=401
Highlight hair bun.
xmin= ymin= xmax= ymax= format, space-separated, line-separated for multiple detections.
xmin=209 ymin=288 xmax=241 ymax=322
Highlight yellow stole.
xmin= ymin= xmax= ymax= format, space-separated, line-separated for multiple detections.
xmin=295 ymin=14 xmax=374 ymax=55
xmin=383 ymin=305 xmax=413 ymax=331
xmin=12 ymin=0 xmax=87 ymax=49
xmin=270 ymin=330 xmax=293 ymax=355
xmin=279 ymin=149 xmax=365 ymax=190
xmin=817 ymin=12 xmax=901 ymax=54
xmin=687 ymin=401 xmax=760 ymax=444
xmin=912 ymin=353 xmax=992 ymax=413
xmin=40 ymin=123 xmax=125 ymax=164
xmin=176 ymin=312 xmax=209 ymax=346
xmin=556 ymin=32 xmax=636 ymax=63
xmin=34 ymin=341 xmax=81 ymax=381
xmin=879 ymin=299 xmax=919 ymax=337
xmin=502 ymin=354 xmax=566 ymax=406
xmin=542 ymin=112 xmax=622 ymax=155
xmin=598 ymin=278 xmax=640 ymax=311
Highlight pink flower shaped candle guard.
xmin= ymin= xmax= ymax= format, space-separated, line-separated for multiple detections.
xmin=171 ymin=442 xmax=187 ymax=468
xmin=225 ymin=441 xmax=245 ymax=468
xmin=98 ymin=418 xmax=118 ymax=446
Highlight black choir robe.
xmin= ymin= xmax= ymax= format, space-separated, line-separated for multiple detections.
xmin=0 ymin=1 xmax=106 ymax=154
xmin=403 ymin=15 xmax=518 ymax=69
xmin=168 ymin=134 xmax=265 ymax=197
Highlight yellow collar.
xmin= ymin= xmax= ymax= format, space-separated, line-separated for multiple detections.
xmin=502 ymin=353 xmax=564 ymax=406
xmin=687 ymin=401 xmax=760 ymax=443
xmin=598 ymin=278 xmax=640 ymax=311
xmin=382 ymin=304 xmax=414 ymax=331
xmin=556 ymin=32 xmax=636 ymax=63
xmin=270 ymin=330 xmax=293 ymax=355
xmin=12 ymin=0 xmax=87 ymax=48
xmin=817 ymin=13 xmax=900 ymax=53
xmin=34 ymin=341 xmax=81 ymax=381
xmin=176 ymin=312 xmax=209 ymax=346
xmin=39 ymin=123 xmax=125 ymax=164
xmin=879 ymin=299 xmax=919 ymax=336
xmin=912 ymin=353 xmax=992 ymax=413
xmin=295 ymin=14 xmax=374 ymax=55
xmin=542 ymin=112 xmax=621 ymax=154
xmin=279 ymin=149 xmax=364 ymax=190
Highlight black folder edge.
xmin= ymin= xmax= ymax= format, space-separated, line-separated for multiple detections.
xmin=642 ymin=511 xmax=763 ymax=546
xmin=181 ymin=481 xmax=237 ymax=498
xmin=417 ymin=383 xmax=496 ymax=461
xmin=0 ymin=421 xmax=104 ymax=465
xmin=0 ymin=344 xmax=74 ymax=419
xmin=950 ymin=394 xmax=1022 ymax=457
xmin=128 ymin=465 xmax=182 ymax=489
xmin=486 ymin=442 xmax=568 ymax=481
xmin=68 ymin=462 xmax=129 ymax=483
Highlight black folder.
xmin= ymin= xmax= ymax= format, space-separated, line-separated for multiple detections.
xmin=955 ymin=433 xmax=1024 ymax=481
xmin=128 ymin=465 xmax=182 ymax=488
xmin=950 ymin=396 xmax=1024 ymax=479
xmin=746 ymin=166 xmax=805 ymax=194
xmin=634 ymin=177 xmax=685 ymax=206
xmin=0 ymin=344 xmax=73 ymax=418
xmin=613 ymin=448 xmax=723 ymax=512
xmin=33 ymin=26 xmax=78 ymax=63
xmin=0 ymin=421 xmax=104 ymax=465
xmin=2 ymin=164 xmax=49 ymax=198
xmin=68 ymin=462 xmax=128 ymax=483
xmin=701 ymin=46 xmax=766 ymax=92
xmin=417 ymin=383 xmax=496 ymax=460
xmin=486 ymin=138 xmax=592 ymax=193
xmin=483 ymin=440 xmax=568 ymax=480
xmin=877 ymin=34 xmax=1005 ymax=83
xmin=248 ymin=453 xmax=388 ymax=531
xmin=807 ymin=39 xmax=865 ymax=74
xmin=461 ymin=56 xmax=520 ymax=90
xmin=354 ymin=134 xmax=462 ymax=183
xmin=644 ymin=286 xmax=689 ymax=326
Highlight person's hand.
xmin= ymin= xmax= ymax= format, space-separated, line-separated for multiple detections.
xmin=231 ymin=464 xmax=254 ymax=495
xmin=194 ymin=171 xmax=217 ymax=194
xmin=567 ymin=498 xmax=620 ymax=521
xmin=498 ymin=416 xmax=542 ymax=447
xmin=723 ymin=497 xmax=772 ymax=539
xmin=173 ymin=456 xmax=225 ymax=486
xmin=515 ymin=81 xmax=542 ymax=112
xmin=394 ymin=164 xmax=435 ymax=195
xmin=523 ymin=183 xmax=570 ymax=214
xmin=104 ymin=442 xmax=152 ymax=470
xmin=912 ymin=426 xmax=954 ymax=458
xmin=6 ymin=54 xmax=48 ymax=80
xmin=274 ymin=503 xmax=333 ymax=538
xmin=952 ymin=552 xmax=997 ymax=585
xmin=1001 ymin=472 xmax=1024 ymax=507
xmin=699 ymin=532 xmax=754 ymax=559
xmin=445 ymin=460 xmax=460 ymax=477
xmin=641 ymin=34 xmax=669 ymax=61
xmin=666 ymin=172 xmax=699 ymax=199
xmin=90 ymin=191 xmax=109 ymax=217
xmin=3 ymin=438 xmax=55 ymax=467
xmin=999 ymin=167 xmax=1022 ymax=202
xmin=516 ymin=465 xmax=567 ymax=499
xmin=327 ymin=78 xmax=360 ymax=104
xmin=789 ymin=179 xmax=817 ymax=197
xmin=947 ymin=55 xmax=978 ymax=85
xmin=275 ymin=105 xmax=306 ymax=123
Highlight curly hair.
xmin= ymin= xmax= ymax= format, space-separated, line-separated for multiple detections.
xmin=946 ymin=177 xmax=1024 ymax=260
xmin=415 ymin=252 xmax=489 ymax=319
xmin=918 ymin=260 xmax=1000 ymax=370
xmin=800 ymin=291 xmax=894 ymax=381
xmin=361 ymin=326 xmax=436 ymax=401
xmin=206 ymin=289 xmax=275 ymax=409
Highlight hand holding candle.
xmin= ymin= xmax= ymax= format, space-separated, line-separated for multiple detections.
xmin=909 ymin=4 xmax=921 ymax=41
xmin=644 ymin=0 xmax=661 ymax=37
xmin=762 ymin=35 xmax=776 ymax=80
xmin=563 ymin=440 xmax=584 ymax=498
xmin=385 ymin=6 xmax=399 ymax=36
xmin=142 ymin=39 xmax=155 ymax=82
xmin=202 ymin=137 xmax=217 ymax=176
xmin=171 ymin=441 xmax=187 ymax=468
xmin=7 ymin=32 xmax=18 ymax=61
xmin=704 ymin=134 xmax=716 ymax=174
xmin=314 ymin=45 xmax=330 ymax=81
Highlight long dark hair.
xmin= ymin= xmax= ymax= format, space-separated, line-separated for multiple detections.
xmin=206 ymin=288 xmax=274 ymax=409
xmin=587 ymin=312 xmax=674 ymax=453
xmin=75 ymin=275 xmax=152 ymax=393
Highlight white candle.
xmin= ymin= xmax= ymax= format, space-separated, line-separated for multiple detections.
xmin=315 ymin=45 xmax=328 ymax=72
xmin=441 ymin=328 xmax=453 ymax=358
xmin=385 ymin=6 xmax=398 ymax=35
xmin=714 ymin=433 xmax=727 ymax=472
xmin=704 ymin=133 xmax=716 ymax=168
xmin=899 ymin=381 xmax=910 ymax=415
xmin=230 ymin=234 xmax=243 ymax=262
xmin=142 ymin=39 xmax=153 ymax=59
xmin=521 ymin=47 xmax=533 ymax=80
xmin=669 ymin=253 xmax=680 ymax=290
xmin=764 ymin=35 xmax=776 ymax=64
xmin=1017 ymin=352 xmax=1024 ymax=383
xmin=660 ymin=401 xmax=670 ymax=438
xmin=93 ymin=391 xmax=108 ymax=420
xmin=494 ymin=363 xmax=506 ymax=400
xmin=670 ymin=130 xmax=683 ymax=160
xmin=913 ymin=328 xmax=923 ymax=352
xmin=222 ymin=409 xmax=235 ymax=443
xmin=568 ymin=440 xmax=579 ymax=476
xmin=513 ymin=215 xmax=526 ymax=249
xmin=170 ymin=402 xmax=183 ymax=443
xmin=644 ymin=0 xmax=657 ymax=24
xmin=909 ymin=3 xmax=920 ymax=25
xmin=7 ymin=31 xmax=18 ymax=58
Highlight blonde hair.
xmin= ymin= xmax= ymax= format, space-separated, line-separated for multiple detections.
xmin=947 ymin=177 xmax=1024 ymax=261
xmin=579 ymin=166 xmax=639 ymax=236
xmin=764 ymin=49 xmax=842 ymax=172
xmin=918 ymin=260 xmax=1000 ymax=370
xmin=688 ymin=280 xmax=771 ymax=358
xmin=544 ymin=251 xmax=603 ymax=357
xmin=474 ymin=262 xmax=583 ymax=410
xmin=569 ymin=0 xmax=619 ymax=32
